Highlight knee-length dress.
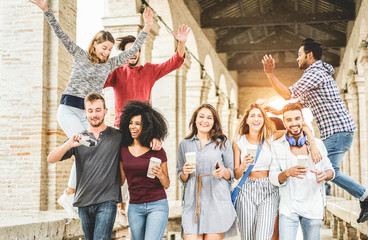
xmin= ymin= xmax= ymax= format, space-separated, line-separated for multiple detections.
xmin=177 ymin=136 xmax=236 ymax=235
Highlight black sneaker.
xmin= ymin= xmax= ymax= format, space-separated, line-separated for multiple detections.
xmin=357 ymin=199 xmax=368 ymax=223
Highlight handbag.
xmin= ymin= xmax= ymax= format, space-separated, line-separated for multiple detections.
xmin=231 ymin=141 xmax=263 ymax=208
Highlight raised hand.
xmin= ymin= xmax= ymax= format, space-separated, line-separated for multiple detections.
xmin=173 ymin=24 xmax=191 ymax=43
xmin=29 ymin=0 xmax=48 ymax=12
xmin=142 ymin=7 xmax=153 ymax=33
xmin=262 ymin=55 xmax=275 ymax=74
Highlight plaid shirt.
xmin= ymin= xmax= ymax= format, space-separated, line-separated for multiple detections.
xmin=289 ymin=60 xmax=357 ymax=140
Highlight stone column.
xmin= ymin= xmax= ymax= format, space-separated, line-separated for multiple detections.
xmin=176 ymin=56 xmax=190 ymax=200
xmin=342 ymin=92 xmax=354 ymax=200
xmin=102 ymin=0 xmax=160 ymax=125
xmin=217 ymin=92 xmax=225 ymax=118
xmin=345 ymin=223 xmax=358 ymax=240
xmin=352 ymin=76 xmax=367 ymax=186
xmin=186 ymin=66 xmax=212 ymax=126
xmin=228 ymin=104 xmax=238 ymax=140
xmin=207 ymin=86 xmax=219 ymax=110
xmin=200 ymin=73 xmax=212 ymax=105
xmin=103 ymin=0 xmax=160 ymax=65
xmin=358 ymin=47 xmax=368 ymax=187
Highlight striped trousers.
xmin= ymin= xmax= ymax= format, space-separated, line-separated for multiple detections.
xmin=235 ymin=177 xmax=279 ymax=240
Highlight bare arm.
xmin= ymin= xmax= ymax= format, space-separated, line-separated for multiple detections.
xmin=233 ymin=144 xmax=254 ymax=180
xmin=262 ymin=55 xmax=292 ymax=100
xmin=264 ymin=105 xmax=282 ymax=116
xmin=233 ymin=144 xmax=243 ymax=180
xmin=47 ymin=134 xmax=81 ymax=163
xmin=151 ymin=162 xmax=170 ymax=189
xmin=119 ymin=161 xmax=126 ymax=186
xmin=142 ymin=8 xmax=153 ymax=33
xmin=173 ymin=24 xmax=191 ymax=57
xmin=303 ymin=124 xmax=322 ymax=163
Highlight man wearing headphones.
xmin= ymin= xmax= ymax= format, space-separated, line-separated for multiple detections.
xmin=263 ymin=38 xmax=368 ymax=224
xmin=269 ymin=103 xmax=334 ymax=240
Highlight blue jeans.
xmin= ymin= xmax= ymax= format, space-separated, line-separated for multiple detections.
xmin=279 ymin=213 xmax=322 ymax=240
xmin=323 ymin=132 xmax=368 ymax=201
xmin=128 ymin=199 xmax=169 ymax=240
xmin=57 ymin=104 xmax=89 ymax=138
xmin=58 ymin=104 xmax=90 ymax=189
xmin=78 ymin=201 xmax=117 ymax=240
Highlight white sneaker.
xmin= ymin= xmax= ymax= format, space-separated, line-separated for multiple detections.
xmin=57 ymin=189 xmax=78 ymax=218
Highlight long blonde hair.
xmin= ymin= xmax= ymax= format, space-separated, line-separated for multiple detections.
xmin=87 ymin=30 xmax=115 ymax=64
xmin=236 ymin=103 xmax=276 ymax=146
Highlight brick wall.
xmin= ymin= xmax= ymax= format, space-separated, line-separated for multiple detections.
xmin=0 ymin=0 xmax=76 ymax=211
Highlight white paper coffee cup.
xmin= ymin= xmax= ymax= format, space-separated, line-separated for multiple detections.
xmin=297 ymin=155 xmax=309 ymax=169
xmin=147 ymin=157 xmax=161 ymax=179
xmin=246 ymin=148 xmax=257 ymax=165
xmin=185 ymin=152 xmax=196 ymax=171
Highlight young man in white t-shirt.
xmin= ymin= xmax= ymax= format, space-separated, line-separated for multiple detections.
xmin=269 ymin=103 xmax=334 ymax=240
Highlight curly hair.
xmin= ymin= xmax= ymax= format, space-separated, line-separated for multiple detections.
xmin=119 ymin=101 xmax=168 ymax=147
xmin=185 ymin=104 xmax=227 ymax=149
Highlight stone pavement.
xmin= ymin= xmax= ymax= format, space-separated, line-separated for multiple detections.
xmin=226 ymin=225 xmax=334 ymax=240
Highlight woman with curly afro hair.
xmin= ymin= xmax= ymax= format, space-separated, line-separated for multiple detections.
xmin=119 ymin=100 xmax=170 ymax=240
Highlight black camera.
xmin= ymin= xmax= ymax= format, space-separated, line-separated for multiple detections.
xmin=78 ymin=135 xmax=97 ymax=147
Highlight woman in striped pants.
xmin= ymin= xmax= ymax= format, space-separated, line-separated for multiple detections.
xmin=233 ymin=103 xmax=279 ymax=240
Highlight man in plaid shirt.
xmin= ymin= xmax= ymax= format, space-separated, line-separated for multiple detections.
xmin=262 ymin=38 xmax=368 ymax=223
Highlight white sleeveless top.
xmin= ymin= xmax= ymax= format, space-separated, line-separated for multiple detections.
xmin=236 ymin=135 xmax=273 ymax=171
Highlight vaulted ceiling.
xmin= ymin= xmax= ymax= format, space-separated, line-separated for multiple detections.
xmin=185 ymin=0 xmax=356 ymax=72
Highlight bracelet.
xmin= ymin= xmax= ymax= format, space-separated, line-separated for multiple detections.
xmin=323 ymin=171 xmax=327 ymax=179
xmin=240 ymin=167 xmax=246 ymax=172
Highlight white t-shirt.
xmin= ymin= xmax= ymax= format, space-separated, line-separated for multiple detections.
xmin=236 ymin=135 xmax=272 ymax=171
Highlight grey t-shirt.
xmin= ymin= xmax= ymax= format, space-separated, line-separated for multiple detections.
xmin=61 ymin=127 xmax=122 ymax=207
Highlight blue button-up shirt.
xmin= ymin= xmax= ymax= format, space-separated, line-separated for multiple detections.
xmin=177 ymin=136 xmax=236 ymax=235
